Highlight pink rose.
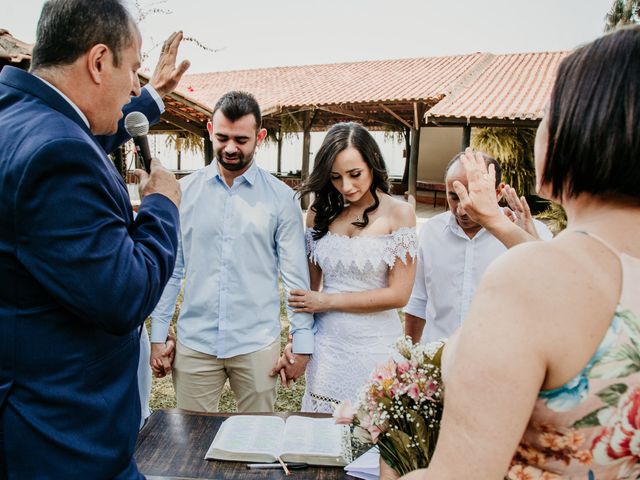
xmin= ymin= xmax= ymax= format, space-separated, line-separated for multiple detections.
xmin=333 ymin=400 xmax=356 ymax=425
xmin=396 ymin=360 xmax=411 ymax=375
xmin=592 ymin=385 xmax=640 ymax=469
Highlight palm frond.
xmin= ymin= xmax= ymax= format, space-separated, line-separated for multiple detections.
xmin=470 ymin=127 xmax=536 ymax=196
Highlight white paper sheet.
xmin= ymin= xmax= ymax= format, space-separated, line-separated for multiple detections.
xmin=344 ymin=447 xmax=379 ymax=480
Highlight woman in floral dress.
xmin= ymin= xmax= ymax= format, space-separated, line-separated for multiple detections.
xmin=288 ymin=122 xmax=417 ymax=413
xmin=396 ymin=25 xmax=640 ymax=479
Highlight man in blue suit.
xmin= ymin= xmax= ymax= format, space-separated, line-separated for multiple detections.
xmin=0 ymin=0 xmax=187 ymax=478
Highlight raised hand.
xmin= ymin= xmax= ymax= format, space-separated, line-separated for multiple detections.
xmin=502 ymin=185 xmax=540 ymax=239
xmin=150 ymin=31 xmax=191 ymax=97
xmin=451 ymin=147 xmax=502 ymax=229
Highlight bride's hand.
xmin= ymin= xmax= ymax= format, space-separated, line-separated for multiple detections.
xmin=288 ymin=289 xmax=330 ymax=313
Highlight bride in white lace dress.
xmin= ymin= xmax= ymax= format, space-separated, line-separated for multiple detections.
xmin=287 ymin=122 xmax=417 ymax=413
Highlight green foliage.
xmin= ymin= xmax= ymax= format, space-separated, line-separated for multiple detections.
xmin=536 ymin=202 xmax=567 ymax=235
xmin=471 ymin=127 xmax=536 ymax=196
xmin=605 ymin=0 xmax=640 ymax=31
xmin=164 ymin=133 xmax=204 ymax=155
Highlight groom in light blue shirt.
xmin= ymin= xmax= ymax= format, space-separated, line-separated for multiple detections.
xmin=150 ymin=91 xmax=314 ymax=412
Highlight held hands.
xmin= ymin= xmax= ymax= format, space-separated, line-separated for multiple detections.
xmin=270 ymin=341 xmax=310 ymax=388
xmin=150 ymin=332 xmax=176 ymax=378
xmin=150 ymin=31 xmax=191 ymax=97
xmin=288 ymin=289 xmax=330 ymax=313
xmin=135 ymin=158 xmax=181 ymax=208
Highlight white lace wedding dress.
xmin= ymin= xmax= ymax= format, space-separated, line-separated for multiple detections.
xmin=301 ymin=226 xmax=418 ymax=413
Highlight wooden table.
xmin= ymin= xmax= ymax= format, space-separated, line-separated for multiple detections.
xmin=135 ymin=409 xmax=358 ymax=479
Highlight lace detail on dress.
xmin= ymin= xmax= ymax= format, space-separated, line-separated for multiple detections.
xmin=302 ymin=227 xmax=411 ymax=413
xmin=305 ymin=226 xmax=417 ymax=271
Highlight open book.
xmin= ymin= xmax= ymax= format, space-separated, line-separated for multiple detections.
xmin=204 ymin=415 xmax=352 ymax=467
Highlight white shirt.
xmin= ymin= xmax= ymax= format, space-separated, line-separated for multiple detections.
xmin=404 ymin=211 xmax=552 ymax=343
xmin=150 ymin=161 xmax=315 ymax=358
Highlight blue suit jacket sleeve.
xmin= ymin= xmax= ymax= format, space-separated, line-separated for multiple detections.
xmin=15 ymin=137 xmax=179 ymax=335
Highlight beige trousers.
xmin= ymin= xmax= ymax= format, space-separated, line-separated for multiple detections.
xmin=172 ymin=339 xmax=279 ymax=413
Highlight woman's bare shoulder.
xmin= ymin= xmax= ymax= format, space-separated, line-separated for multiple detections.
xmin=383 ymin=195 xmax=416 ymax=230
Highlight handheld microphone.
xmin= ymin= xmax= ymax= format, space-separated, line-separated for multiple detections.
xmin=124 ymin=112 xmax=152 ymax=173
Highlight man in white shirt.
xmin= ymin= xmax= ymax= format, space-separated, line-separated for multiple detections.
xmin=150 ymin=91 xmax=314 ymax=413
xmin=404 ymin=152 xmax=552 ymax=344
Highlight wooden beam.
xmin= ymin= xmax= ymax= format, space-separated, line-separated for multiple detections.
xmin=150 ymin=124 xmax=184 ymax=133
xmin=317 ymin=106 xmax=399 ymax=129
xmin=285 ymin=110 xmax=303 ymax=131
xmin=164 ymin=92 xmax=212 ymax=118
xmin=378 ymin=104 xmax=412 ymax=130
xmin=160 ymin=111 xmax=207 ymax=136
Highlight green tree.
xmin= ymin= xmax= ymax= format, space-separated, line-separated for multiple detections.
xmin=470 ymin=127 xmax=536 ymax=196
xmin=605 ymin=0 xmax=640 ymax=31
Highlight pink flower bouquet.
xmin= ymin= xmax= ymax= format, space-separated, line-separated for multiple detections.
xmin=334 ymin=336 xmax=445 ymax=475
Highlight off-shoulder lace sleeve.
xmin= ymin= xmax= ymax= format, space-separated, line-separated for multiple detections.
xmin=305 ymin=228 xmax=317 ymax=262
xmin=382 ymin=226 xmax=417 ymax=268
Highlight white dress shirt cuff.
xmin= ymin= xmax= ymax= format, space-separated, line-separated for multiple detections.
xmin=143 ymin=84 xmax=165 ymax=114
xmin=403 ymin=298 xmax=427 ymax=319
xmin=291 ymin=328 xmax=314 ymax=355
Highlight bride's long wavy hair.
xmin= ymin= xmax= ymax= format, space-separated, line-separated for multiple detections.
xmin=297 ymin=122 xmax=391 ymax=240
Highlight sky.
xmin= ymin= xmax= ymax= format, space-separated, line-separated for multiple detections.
xmin=5 ymin=0 xmax=615 ymax=74
xmin=3 ymin=0 xmax=617 ymax=174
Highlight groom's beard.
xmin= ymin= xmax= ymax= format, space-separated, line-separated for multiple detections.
xmin=216 ymin=150 xmax=255 ymax=172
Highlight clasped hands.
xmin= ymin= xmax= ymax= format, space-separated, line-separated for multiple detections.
xmin=270 ymin=341 xmax=310 ymax=388
xmin=150 ymin=330 xmax=176 ymax=378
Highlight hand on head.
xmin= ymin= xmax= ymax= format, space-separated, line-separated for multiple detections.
xmin=150 ymin=31 xmax=191 ymax=97
xmin=451 ymin=147 xmax=501 ymax=229
xmin=134 ymin=158 xmax=181 ymax=208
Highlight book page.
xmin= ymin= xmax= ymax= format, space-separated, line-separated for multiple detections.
xmin=280 ymin=416 xmax=346 ymax=458
xmin=206 ymin=415 xmax=284 ymax=459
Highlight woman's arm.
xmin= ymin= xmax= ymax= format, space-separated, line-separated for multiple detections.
xmin=400 ymin=243 xmax=564 ymax=480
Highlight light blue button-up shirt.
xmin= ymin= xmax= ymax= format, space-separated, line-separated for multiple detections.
xmin=150 ymin=161 xmax=314 ymax=358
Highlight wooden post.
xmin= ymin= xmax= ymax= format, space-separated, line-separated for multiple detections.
xmin=301 ymin=114 xmax=311 ymax=210
xmin=407 ymin=102 xmax=425 ymax=210
xmin=407 ymin=126 xmax=420 ymax=210
xmin=176 ymin=134 xmax=183 ymax=171
xmin=401 ymin=126 xmax=411 ymax=185
xmin=112 ymin=145 xmax=126 ymax=181
xmin=299 ymin=109 xmax=318 ymax=210
xmin=461 ymin=125 xmax=471 ymax=150
xmin=276 ymin=124 xmax=283 ymax=175
xmin=204 ymin=135 xmax=213 ymax=166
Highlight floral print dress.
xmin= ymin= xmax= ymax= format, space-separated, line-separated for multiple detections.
xmin=508 ymin=233 xmax=640 ymax=480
